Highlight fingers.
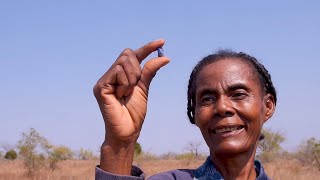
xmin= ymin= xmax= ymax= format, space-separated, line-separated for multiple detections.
xmin=139 ymin=56 xmax=170 ymax=93
xmin=113 ymin=65 xmax=129 ymax=98
xmin=116 ymin=50 xmax=142 ymax=96
xmin=95 ymin=39 xmax=168 ymax=100
xmin=94 ymin=49 xmax=138 ymax=99
xmin=134 ymin=39 xmax=165 ymax=62
xmin=94 ymin=64 xmax=128 ymax=101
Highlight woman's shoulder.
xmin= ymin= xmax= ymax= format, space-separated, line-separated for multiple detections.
xmin=148 ymin=169 xmax=195 ymax=180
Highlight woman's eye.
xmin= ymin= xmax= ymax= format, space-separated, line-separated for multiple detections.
xmin=201 ymin=96 xmax=215 ymax=104
xmin=232 ymin=92 xmax=247 ymax=100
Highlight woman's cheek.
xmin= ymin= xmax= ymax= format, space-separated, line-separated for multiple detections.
xmin=195 ymin=107 xmax=212 ymax=126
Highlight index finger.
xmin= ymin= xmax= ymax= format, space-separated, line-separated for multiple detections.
xmin=134 ymin=39 xmax=165 ymax=62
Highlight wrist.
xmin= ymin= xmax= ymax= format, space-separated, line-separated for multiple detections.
xmin=100 ymin=139 xmax=136 ymax=175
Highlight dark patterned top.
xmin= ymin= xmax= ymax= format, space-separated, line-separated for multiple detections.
xmin=95 ymin=157 xmax=271 ymax=180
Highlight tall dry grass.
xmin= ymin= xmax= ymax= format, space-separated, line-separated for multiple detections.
xmin=264 ymin=159 xmax=320 ymax=180
xmin=0 ymin=158 xmax=319 ymax=179
xmin=0 ymin=159 xmax=98 ymax=180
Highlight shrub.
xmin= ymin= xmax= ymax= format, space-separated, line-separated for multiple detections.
xmin=50 ymin=145 xmax=74 ymax=160
xmin=297 ymin=137 xmax=320 ymax=171
xmin=5 ymin=149 xmax=17 ymax=160
xmin=49 ymin=145 xmax=74 ymax=170
xmin=78 ymin=148 xmax=94 ymax=160
xmin=257 ymin=128 xmax=286 ymax=162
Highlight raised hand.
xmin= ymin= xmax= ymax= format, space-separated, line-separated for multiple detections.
xmin=93 ymin=39 xmax=169 ymax=174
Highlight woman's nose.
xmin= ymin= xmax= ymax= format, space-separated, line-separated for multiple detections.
xmin=213 ymin=96 xmax=235 ymax=117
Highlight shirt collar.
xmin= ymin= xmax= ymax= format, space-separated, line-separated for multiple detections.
xmin=194 ymin=157 xmax=270 ymax=180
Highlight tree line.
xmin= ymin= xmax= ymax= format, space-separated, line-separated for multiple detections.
xmin=0 ymin=128 xmax=96 ymax=176
xmin=0 ymin=127 xmax=319 ymax=176
xmin=257 ymin=128 xmax=320 ymax=172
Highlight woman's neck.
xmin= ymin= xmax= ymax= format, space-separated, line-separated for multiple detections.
xmin=210 ymin=146 xmax=257 ymax=180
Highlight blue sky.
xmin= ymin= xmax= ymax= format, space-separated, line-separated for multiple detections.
xmin=1 ymin=1 xmax=319 ymax=155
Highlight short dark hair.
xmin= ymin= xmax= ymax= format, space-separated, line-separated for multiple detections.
xmin=187 ymin=50 xmax=277 ymax=124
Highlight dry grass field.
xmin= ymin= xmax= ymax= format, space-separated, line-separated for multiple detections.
xmin=263 ymin=159 xmax=320 ymax=180
xmin=0 ymin=160 xmax=98 ymax=180
xmin=0 ymin=158 xmax=319 ymax=180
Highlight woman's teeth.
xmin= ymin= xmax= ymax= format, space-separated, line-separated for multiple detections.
xmin=214 ymin=126 xmax=243 ymax=134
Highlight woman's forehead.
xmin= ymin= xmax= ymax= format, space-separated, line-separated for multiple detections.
xmin=199 ymin=58 xmax=256 ymax=78
xmin=195 ymin=59 xmax=260 ymax=89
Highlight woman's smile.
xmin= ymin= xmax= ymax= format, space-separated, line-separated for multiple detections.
xmin=213 ymin=124 xmax=245 ymax=135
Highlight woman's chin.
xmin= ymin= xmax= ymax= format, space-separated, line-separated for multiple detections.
xmin=210 ymin=141 xmax=250 ymax=156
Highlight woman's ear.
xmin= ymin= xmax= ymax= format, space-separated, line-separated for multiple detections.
xmin=263 ymin=94 xmax=276 ymax=123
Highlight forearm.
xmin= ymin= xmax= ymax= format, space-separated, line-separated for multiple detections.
xmin=100 ymin=139 xmax=136 ymax=175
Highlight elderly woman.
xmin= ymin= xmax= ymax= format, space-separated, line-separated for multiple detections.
xmin=94 ymin=39 xmax=276 ymax=180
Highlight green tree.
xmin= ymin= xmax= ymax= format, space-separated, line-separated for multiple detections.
xmin=48 ymin=145 xmax=74 ymax=170
xmin=257 ymin=128 xmax=286 ymax=162
xmin=50 ymin=145 xmax=73 ymax=160
xmin=17 ymin=128 xmax=52 ymax=176
xmin=4 ymin=149 xmax=17 ymax=160
xmin=135 ymin=142 xmax=142 ymax=156
xmin=297 ymin=137 xmax=320 ymax=171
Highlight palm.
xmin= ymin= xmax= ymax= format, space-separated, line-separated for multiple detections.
xmin=102 ymin=85 xmax=147 ymax=139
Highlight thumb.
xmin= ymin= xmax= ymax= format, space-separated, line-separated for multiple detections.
xmin=138 ymin=57 xmax=170 ymax=93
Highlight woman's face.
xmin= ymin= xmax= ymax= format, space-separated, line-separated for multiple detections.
xmin=194 ymin=58 xmax=275 ymax=156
